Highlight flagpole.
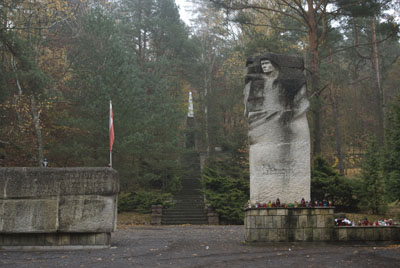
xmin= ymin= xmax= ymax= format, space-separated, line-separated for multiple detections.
xmin=109 ymin=100 xmax=113 ymax=168
xmin=110 ymin=150 xmax=112 ymax=168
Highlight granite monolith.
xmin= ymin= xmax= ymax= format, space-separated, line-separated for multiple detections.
xmin=244 ymin=53 xmax=310 ymax=204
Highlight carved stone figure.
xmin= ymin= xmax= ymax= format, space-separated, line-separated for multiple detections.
xmin=244 ymin=52 xmax=310 ymax=204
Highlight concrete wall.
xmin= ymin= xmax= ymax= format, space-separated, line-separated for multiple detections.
xmin=0 ymin=167 xmax=119 ymax=248
xmin=245 ymin=208 xmax=334 ymax=242
xmin=245 ymin=208 xmax=400 ymax=243
xmin=333 ymin=226 xmax=400 ymax=242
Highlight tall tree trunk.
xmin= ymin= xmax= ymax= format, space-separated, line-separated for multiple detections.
xmin=200 ymin=14 xmax=217 ymax=161
xmin=328 ymin=48 xmax=344 ymax=175
xmin=31 ymin=95 xmax=44 ymax=166
xmin=330 ymin=89 xmax=344 ymax=175
xmin=203 ymin=53 xmax=211 ymax=157
xmin=307 ymin=0 xmax=322 ymax=156
xmin=371 ymin=16 xmax=384 ymax=146
xmin=138 ymin=0 xmax=142 ymax=60
xmin=11 ymin=56 xmax=23 ymax=123
xmin=25 ymin=0 xmax=45 ymax=166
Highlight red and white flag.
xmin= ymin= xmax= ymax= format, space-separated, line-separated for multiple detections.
xmin=109 ymin=101 xmax=114 ymax=152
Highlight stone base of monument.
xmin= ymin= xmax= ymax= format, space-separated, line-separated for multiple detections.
xmin=244 ymin=208 xmax=400 ymax=243
xmin=245 ymin=208 xmax=334 ymax=242
xmin=0 ymin=167 xmax=119 ymax=250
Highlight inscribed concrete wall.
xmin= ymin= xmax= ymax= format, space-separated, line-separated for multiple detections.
xmin=0 ymin=167 xmax=119 ymax=249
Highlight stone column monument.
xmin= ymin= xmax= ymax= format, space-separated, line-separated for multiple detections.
xmin=244 ymin=52 xmax=310 ymax=204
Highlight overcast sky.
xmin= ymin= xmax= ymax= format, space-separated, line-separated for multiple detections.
xmin=175 ymin=0 xmax=192 ymax=25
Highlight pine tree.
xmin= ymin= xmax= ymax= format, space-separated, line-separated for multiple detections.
xmin=311 ymin=156 xmax=360 ymax=210
xmin=383 ymin=96 xmax=400 ymax=202
xmin=202 ymin=158 xmax=249 ymax=224
xmin=359 ymin=137 xmax=387 ymax=214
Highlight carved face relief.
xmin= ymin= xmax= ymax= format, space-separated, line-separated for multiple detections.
xmin=260 ymin=59 xmax=274 ymax=73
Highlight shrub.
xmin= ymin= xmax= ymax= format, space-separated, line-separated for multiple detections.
xmin=311 ymin=156 xmax=361 ymax=211
xmin=118 ymin=190 xmax=173 ymax=213
xmin=202 ymin=159 xmax=249 ymax=224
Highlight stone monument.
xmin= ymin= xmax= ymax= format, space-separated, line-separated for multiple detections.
xmin=244 ymin=52 xmax=310 ymax=204
xmin=243 ymin=53 xmax=400 ymax=244
xmin=0 ymin=167 xmax=119 ymax=249
xmin=158 ymin=92 xmax=209 ymax=225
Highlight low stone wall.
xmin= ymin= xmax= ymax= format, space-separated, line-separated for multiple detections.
xmin=0 ymin=167 xmax=119 ymax=249
xmin=333 ymin=226 xmax=400 ymax=242
xmin=245 ymin=208 xmax=334 ymax=242
xmin=245 ymin=208 xmax=400 ymax=243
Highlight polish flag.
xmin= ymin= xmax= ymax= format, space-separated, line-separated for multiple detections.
xmin=109 ymin=101 xmax=114 ymax=152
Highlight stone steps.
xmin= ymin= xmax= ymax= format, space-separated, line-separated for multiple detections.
xmin=164 ymin=207 xmax=206 ymax=213
xmin=173 ymin=202 xmax=204 ymax=207
xmin=170 ymin=207 xmax=205 ymax=211
xmin=162 ymin=177 xmax=207 ymax=224
xmin=162 ymin=205 xmax=208 ymax=225
xmin=176 ymin=188 xmax=202 ymax=192
xmin=162 ymin=219 xmax=208 ymax=225
xmin=161 ymin=138 xmax=208 ymax=225
xmin=173 ymin=196 xmax=203 ymax=200
xmin=163 ymin=212 xmax=207 ymax=217
xmin=173 ymin=201 xmax=204 ymax=206
xmin=163 ymin=213 xmax=207 ymax=218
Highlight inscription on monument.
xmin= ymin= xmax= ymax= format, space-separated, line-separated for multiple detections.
xmin=255 ymin=165 xmax=291 ymax=177
xmin=2 ymin=169 xmax=117 ymax=198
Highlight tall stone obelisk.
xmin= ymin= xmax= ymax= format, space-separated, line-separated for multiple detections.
xmin=161 ymin=92 xmax=208 ymax=224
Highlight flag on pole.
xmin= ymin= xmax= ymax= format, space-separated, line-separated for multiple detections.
xmin=109 ymin=101 xmax=114 ymax=152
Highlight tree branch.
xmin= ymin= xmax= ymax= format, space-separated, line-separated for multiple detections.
xmin=292 ymin=0 xmax=308 ymax=18
xmin=209 ymin=0 xmax=308 ymax=27
xmin=352 ymin=23 xmax=370 ymax=60
xmin=250 ymin=8 xmax=307 ymax=33
xmin=234 ymin=20 xmax=307 ymax=33
xmin=321 ymin=32 xmax=397 ymax=60
xmin=310 ymin=83 xmax=329 ymax=98
xmin=349 ymin=76 xmax=371 ymax=85
xmin=280 ymin=0 xmax=308 ymax=22
xmin=0 ymin=139 xmax=10 ymax=145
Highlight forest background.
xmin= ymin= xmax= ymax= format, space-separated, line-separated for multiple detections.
xmin=1 ymin=0 xmax=400 ymax=223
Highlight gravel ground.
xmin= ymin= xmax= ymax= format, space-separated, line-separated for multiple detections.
xmin=1 ymin=225 xmax=399 ymax=268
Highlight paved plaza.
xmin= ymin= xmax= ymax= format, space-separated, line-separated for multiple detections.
xmin=1 ymin=225 xmax=399 ymax=268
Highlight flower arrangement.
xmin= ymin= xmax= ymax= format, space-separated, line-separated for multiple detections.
xmin=245 ymin=198 xmax=335 ymax=209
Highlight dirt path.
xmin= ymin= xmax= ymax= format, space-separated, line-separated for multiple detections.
xmin=1 ymin=225 xmax=399 ymax=268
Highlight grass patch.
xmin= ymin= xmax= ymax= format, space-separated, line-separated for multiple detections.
xmin=118 ymin=212 xmax=151 ymax=228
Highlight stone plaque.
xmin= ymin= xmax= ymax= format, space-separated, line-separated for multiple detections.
xmin=0 ymin=199 xmax=58 ymax=233
xmin=58 ymin=195 xmax=117 ymax=232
